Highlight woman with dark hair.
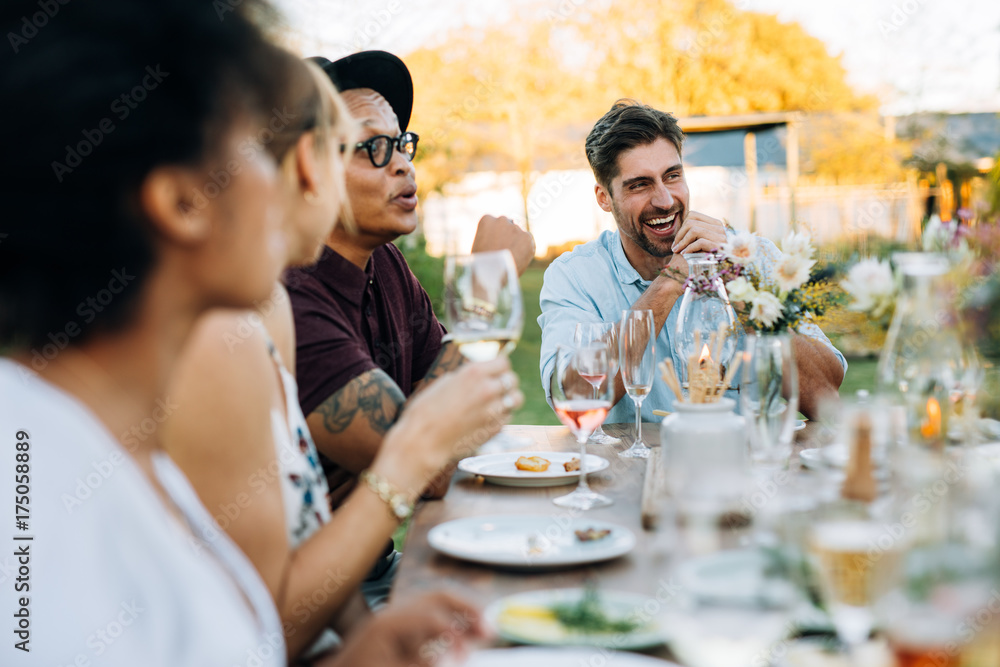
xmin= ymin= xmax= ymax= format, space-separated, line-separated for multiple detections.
xmin=0 ymin=1 xmax=494 ymax=665
xmin=164 ymin=57 xmax=519 ymax=660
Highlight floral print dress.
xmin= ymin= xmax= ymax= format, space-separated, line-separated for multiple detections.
xmin=265 ymin=337 xmax=331 ymax=547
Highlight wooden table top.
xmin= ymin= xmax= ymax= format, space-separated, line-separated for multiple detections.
xmin=386 ymin=419 xmax=878 ymax=664
xmin=390 ymin=423 xmax=699 ymax=660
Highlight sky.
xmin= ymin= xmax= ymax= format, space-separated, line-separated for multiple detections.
xmin=275 ymin=0 xmax=1000 ymax=115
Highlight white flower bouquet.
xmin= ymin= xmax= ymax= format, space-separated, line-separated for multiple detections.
xmin=720 ymin=230 xmax=831 ymax=333
xmin=664 ymin=229 xmax=833 ymax=333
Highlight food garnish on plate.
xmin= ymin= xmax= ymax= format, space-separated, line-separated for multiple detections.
xmin=574 ymin=527 xmax=611 ymax=542
xmin=497 ymin=588 xmax=644 ymax=641
xmin=515 ymin=456 xmax=550 ymax=472
xmin=552 ymin=588 xmax=644 ymax=634
xmin=563 ymin=457 xmax=580 ymax=472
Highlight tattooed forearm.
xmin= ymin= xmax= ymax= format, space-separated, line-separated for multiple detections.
xmin=416 ymin=341 xmax=464 ymax=389
xmin=313 ymin=369 xmax=406 ymax=435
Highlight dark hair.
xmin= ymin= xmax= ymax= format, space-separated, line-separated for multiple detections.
xmin=0 ymin=0 xmax=291 ymax=350
xmin=585 ymin=99 xmax=686 ymax=190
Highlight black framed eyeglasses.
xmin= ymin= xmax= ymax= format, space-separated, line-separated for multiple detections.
xmin=351 ymin=131 xmax=419 ymax=168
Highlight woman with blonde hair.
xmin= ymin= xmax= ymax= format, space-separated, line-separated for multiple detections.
xmin=163 ymin=55 xmax=520 ymax=661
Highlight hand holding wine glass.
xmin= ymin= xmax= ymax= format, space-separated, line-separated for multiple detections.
xmin=444 ymin=249 xmax=526 ymax=451
xmin=550 ymin=344 xmax=614 ymax=510
xmin=444 ymin=250 xmax=523 ymax=361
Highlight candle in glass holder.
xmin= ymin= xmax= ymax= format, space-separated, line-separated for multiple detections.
xmin=919 ymin=397 xmax=942 ymax=440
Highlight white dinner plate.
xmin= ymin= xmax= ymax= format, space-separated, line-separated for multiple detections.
xmin=483 ymin=588 xmax=669 ymax=649
xmin=799 ymin=442 xmax=887 ymax=470
xmin=675 ymin=548 xmax=772 ymax=605
xmin=674 ymin=549 xmax=835 ymax=633
xmin=969 ymin=442 xmax=1000 ymax=468
xmin=427 ymin=515 xmax=635 ymax=569
xmin=458 ymin=451 xmax=610 ymax=487
xmin=465 ymin=647 xmax=677 ymax=666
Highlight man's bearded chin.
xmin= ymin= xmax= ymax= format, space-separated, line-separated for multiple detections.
xmin=636 ymin=235 xmax=672 ymax=258
xmin=618 ymin=206 xmax=677 ymax=259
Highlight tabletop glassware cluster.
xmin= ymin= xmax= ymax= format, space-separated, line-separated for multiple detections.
xmin=437 ymin=250 xmax=1000 ymax=667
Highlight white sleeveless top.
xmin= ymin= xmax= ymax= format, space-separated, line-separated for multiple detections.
xmin=0 ymin=359 xmax=286 ymax=667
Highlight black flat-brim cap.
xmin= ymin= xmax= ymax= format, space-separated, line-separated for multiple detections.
xmin=309 ymin=51 xmax=413 ymax=132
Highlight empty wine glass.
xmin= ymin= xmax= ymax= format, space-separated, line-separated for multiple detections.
xmin=573 ymin=321 xmax=621 ymax=446
xmin=550 ymin=344 xmax=614 ymax=510
xmin=444 ymin=250 xmax=527 ymax=451
xmin=740 ymin=333 xmax=798 ymax=471
xmin=619 ymin=309 xmax=655 ymax=459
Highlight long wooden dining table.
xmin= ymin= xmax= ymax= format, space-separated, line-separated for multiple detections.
xmin=390 ymin=422 xmax=775 ymax=661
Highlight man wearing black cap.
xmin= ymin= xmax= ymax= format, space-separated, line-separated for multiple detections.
xmin=284 ymin=52 xmax=533 ymax=600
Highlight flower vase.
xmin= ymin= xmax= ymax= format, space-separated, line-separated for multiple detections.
xmin=660 ymin=397 xmax=746 ymax=504
xmin=674 ymin=253 xmax=738 ymax=395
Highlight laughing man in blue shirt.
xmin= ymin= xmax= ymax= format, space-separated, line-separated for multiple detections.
xmin=538 ymin=100 xmax=845 ymax=424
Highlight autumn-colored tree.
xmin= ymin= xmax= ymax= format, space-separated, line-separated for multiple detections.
xmin=405 ymin=0 xmax=874 ymax=222
xmin=407 ymin=14 xmax=589 ymax=230
xmin=801 ymin=113 xmax=908 ymax=185
xmin=578 ymin=0 xmax=874 ymax=116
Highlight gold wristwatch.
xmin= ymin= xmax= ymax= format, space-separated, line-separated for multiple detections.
xmin=359 ymin=470 xmax=414 ymax=522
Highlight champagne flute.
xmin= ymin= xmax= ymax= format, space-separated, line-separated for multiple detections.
xmin=444 ymin=250 xmax=526 ymax=450
xmin=573 ymin=322 xmax=621 ymax=446
xmin=550 ymin=344 xmax=614 ymax=510
xmin=619 ymin=309 xmax=655 ymax=459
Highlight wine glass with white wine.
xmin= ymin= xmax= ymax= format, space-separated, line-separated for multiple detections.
xmin=444 ymin=250 xmax=526 ymax=450
xmin=573 ymin=322 xmax=621 ymax=446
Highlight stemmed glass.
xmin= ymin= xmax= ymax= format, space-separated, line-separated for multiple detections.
xmin=444 ymin=249 xmax=526 ymax=450
xmin=550 ymin=344 xmax=614 ymax=509
xmin=618 ymin=309 xmax=655 ymax=459
xmin=808 ymin=517 xmax=896 ymax=655
xmin=573 ymin=322 xmax=621 ymax=446
xmin=740 ymin=333 xmax=799 ymax=471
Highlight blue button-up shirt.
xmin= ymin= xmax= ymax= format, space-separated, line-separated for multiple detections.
xmin=537 ymin=230 xmax=847 ymax=424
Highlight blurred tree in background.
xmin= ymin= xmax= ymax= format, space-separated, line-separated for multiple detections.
xmin=407 ymin=11 xmax=589 ymax=230
xmin=406 ymin=0 xmax=875 ymax=230
xmin=579 ymin=0 xmax=873 ymax=116
xmin=801 ymin=114 xmax=908 ymax=185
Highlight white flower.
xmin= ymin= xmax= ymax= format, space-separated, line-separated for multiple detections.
xmin=781 ymin=230 xmax=815 ymax=261
xmin=749 ymin=292 xmax=783 ymax=328
xmin=774 ymin=253 xmax=815 ymax=293
xmin=725 ymin=276 xmax=757 ymax=303
xmin=720 ymin=231 xmax=757 ymax=265
xmin=841 ymin=258 xmax=896 ymax=320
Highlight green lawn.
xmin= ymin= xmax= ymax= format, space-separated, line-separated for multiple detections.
xmin=838 ymin=356 xmax=878 ymax=398
xmin=508 ymin=266 xmax=880 ymax=425
xmin=510 ymin=266 xmax=561 ymax=425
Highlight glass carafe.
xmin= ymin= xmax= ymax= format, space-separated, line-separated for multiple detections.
xmin=877 ymin=253 xmax=978 ymax=450
xmin=673 ymin=253 xmax=738 ymax=396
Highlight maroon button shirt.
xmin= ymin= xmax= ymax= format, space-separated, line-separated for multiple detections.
xmin=285 ymin=243 xmax=446 ymax=418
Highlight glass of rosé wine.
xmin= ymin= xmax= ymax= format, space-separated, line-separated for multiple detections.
xmin=550 ymin=344 xmax=614 ymax=510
